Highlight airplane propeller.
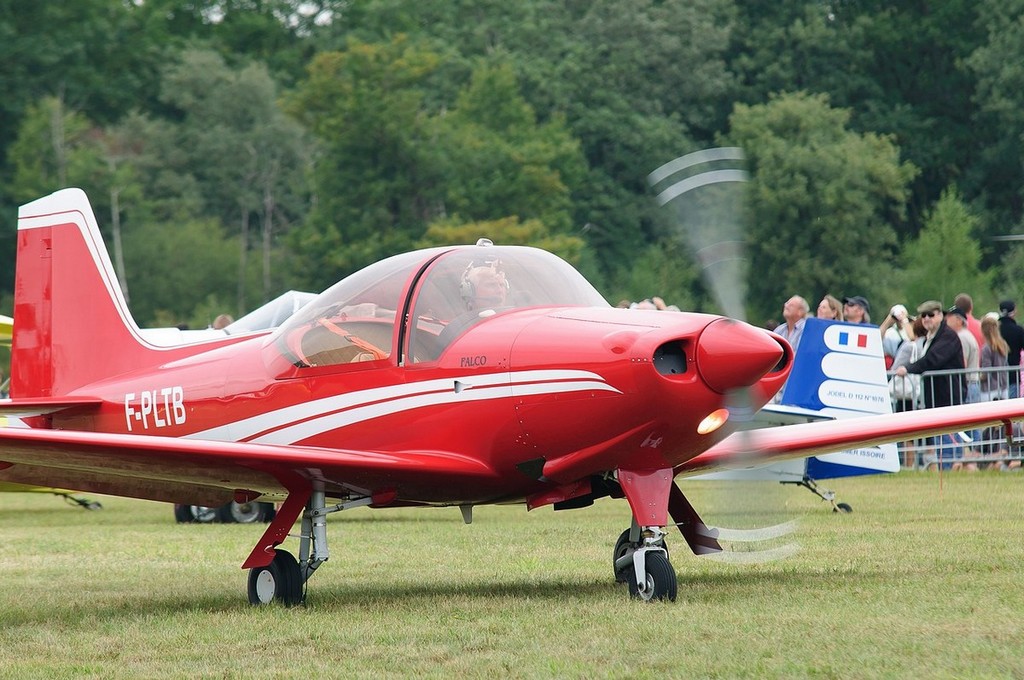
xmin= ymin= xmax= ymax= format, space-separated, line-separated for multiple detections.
xmin=648 ymin=147 xmax=800 ymax=562
xmin=648 ymin=147 xmax=749 ymax=322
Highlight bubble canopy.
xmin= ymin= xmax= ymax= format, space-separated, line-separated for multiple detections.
xmin=272 ymin=244 xmax=609 ymax=368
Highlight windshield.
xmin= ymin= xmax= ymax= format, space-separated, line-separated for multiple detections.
xmin=273 ymin=249 xmax=444 ymax=368
xmin=272 ymin=244 xmax=608 ymax=369
xmin=407 ymin=245 xmax=609 ymax=362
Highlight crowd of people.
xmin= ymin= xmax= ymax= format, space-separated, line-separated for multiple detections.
xmin=767 ymin=291 xmax=1024 ymax=471
xmin=616 ymin=297 xmax=681 ymax=312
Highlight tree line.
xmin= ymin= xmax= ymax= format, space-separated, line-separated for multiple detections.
xmin=1 ymin=0 xmax=1023 ymax=329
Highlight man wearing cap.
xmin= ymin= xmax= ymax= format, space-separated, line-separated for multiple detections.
xmin=998 ymin=300 xmax=1024 ymax=398
xmin=946 ymin=305 xmax=980 ymax=404
xmin=894 ymin=300 xmax=965 ymax=409
xmin=954 ymin=293 xmax=983 ymax=348
xmin=842 ymin=296 xmax=871 ymax=324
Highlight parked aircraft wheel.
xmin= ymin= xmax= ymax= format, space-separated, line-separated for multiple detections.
xmin=835 ymin=502 xmax=853 ymax=513
xmin=219 ymin=501 xmax=274 ymax=524
xmin=173 ymin=504 xmax=193 ymax=523
xmin=247 ymin=550 xmax=303 ymax=606
xmin=174 ymin=504 xmax=218 ymax=523
xmin=612 ymin=530 xmax=634 ymax=583
xmin=628 ymin=552 xmax=677 ymax=602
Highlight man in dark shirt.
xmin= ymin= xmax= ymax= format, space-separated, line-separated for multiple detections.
xmin=895 ymin=300 xmax=968 ymax=468
xmin=895 ymin=300 xmax=965 ymax=408
xmin=998 ymin=300 xmax=1024 ymax=399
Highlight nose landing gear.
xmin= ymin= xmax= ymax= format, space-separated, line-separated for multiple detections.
xmin=613 ymin=521 xmax=677 ymax=601
xmin=615 ymin=468 xmax=680 ymax=601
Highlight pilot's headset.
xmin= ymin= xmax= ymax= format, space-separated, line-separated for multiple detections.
xmin=459 ymin=259 xmax=510 ymax=307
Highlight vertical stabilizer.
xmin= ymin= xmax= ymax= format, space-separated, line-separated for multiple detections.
xmin=12 ymin=189 xmax=155 ymax=397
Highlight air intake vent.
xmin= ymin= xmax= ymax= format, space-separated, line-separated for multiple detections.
xmin=653 ymin=342 xmax=688 ymax=376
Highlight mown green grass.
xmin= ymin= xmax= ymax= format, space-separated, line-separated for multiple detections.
xmin=1 ymin=472 xmax=1022 ymax=678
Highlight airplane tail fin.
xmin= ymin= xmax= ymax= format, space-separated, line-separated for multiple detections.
xmin=11 ymin=189 xmax=158 ymax=397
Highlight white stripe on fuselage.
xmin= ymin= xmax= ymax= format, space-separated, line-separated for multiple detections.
xmin=185 ymin=370 xmax=620 ymax=445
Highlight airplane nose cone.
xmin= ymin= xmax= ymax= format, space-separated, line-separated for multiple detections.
xmin=696 ymin=319 xmax=786 ymax=393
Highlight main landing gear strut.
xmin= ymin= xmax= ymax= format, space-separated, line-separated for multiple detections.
xmin=245 ymin=488 xmax=376 ymax=606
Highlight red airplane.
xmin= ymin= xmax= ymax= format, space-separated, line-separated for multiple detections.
xmin=2 ymin=188 xmax=1023 ymax=605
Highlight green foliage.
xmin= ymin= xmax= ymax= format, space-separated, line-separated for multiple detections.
xmin=153 ymin=48 xmax=310 ymax=310
xmin=6 ymin=97 xmax=100 ymax=203
xmin=3 ymin=0 xmax=1024 ymax=321
xmin=601 ymin=239 xmax=702 ymax=311
xmin=290 ymin=41 xmax=586 ymax=291
xmin=288 ymin=36 xmax=445 ymax=288
xmin=723 ymin=92 xmax=917 ymax=323
xmin=434 ymin=62 xmax=585 ymax=233
xmin=122 ymin=219 xmax=245 ymax=326
xmin=994 ymin=244 xmax=1024 ymax=315
xmin=901 ymin=187 xmax=993 ymax=310
xmin=732 ymin=2 xmax=986 ymax=241
xmin=418 ymin=215 xmax=585 ymax=266
xmin=965 ymin=0 xmax=1024 ymax=242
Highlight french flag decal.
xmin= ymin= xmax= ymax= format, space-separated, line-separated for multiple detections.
xmin=838 ymin=331 xmax=869 ymax=348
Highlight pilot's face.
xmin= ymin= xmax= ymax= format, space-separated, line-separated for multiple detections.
xmin=469 ymin=268 xmax=507 ymax=308
xmin=475 ymin=278 xmax=505 ymax=302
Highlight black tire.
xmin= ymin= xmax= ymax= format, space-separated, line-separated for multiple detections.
xmin=247 ymin=550 xmax=303 ymax=606
xmin=175 ymin=505 xmax=218 ymax=523
xmin=627 ymin=552 xmax=677 ymax=602
xmin=173 ymin=504 xmax=194 ymax=523
xmin=613 ymin=529 xmax=633 ymax=584
xmin=836 ymin=502 xmax=853 ymax=513
xmin=614 ymin=530 xmax=670 ymax=584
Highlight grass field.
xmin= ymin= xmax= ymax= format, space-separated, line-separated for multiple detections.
xmin=1 ymin=472 xmax=1023 ymax=679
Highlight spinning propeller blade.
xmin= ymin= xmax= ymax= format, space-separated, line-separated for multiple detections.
xmin=648 ymin=147 xmax=749 ymax=321
xmin=650 ymin=147 xmax=801 ymax=561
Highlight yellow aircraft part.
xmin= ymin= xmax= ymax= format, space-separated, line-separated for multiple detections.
xmin=0 ymin=481 xmax=82 ymax=495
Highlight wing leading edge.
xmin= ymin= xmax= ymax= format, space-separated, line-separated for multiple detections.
xmin=678 ymin=399 xmax=1024 ymax=476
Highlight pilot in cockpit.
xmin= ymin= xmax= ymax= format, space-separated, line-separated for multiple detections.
xmin=460 ymin=261 xmax=509 ymax=311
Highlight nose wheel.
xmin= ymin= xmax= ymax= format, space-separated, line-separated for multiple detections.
xmin=612 ymin=522 xmax=677 ymax=601
xmin=629 ymin=551 xmax=676 ymax=601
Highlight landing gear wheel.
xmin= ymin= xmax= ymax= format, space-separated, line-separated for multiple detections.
xmin=219 ymin=501 xmax=272 ymax=524
xmin=628 ymin=552 xmax=677 ymax=602
xmin=613 ymin=529 xmax=633 ymax=584
xmin=835 ymin=502 xmax=853 ymax=513
xmin=174 ymin=504 xmax=218 ymax=523
xmin=173 ymin=504 xmax=193 ymax=523
xmin=247 ymin=550 xmax=304 ymax=606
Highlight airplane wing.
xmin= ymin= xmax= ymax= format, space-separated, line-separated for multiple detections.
xmin=0 ymin=427 xmax=498 ymax=507
xmin=0 ymin=397 xmax=103 ymax=417
xmin=677 ymin=399 xmax=1024 ymax=477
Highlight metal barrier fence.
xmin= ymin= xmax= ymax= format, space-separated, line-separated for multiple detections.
xmin=886 ymin=364 xmax=1023 ymax=470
